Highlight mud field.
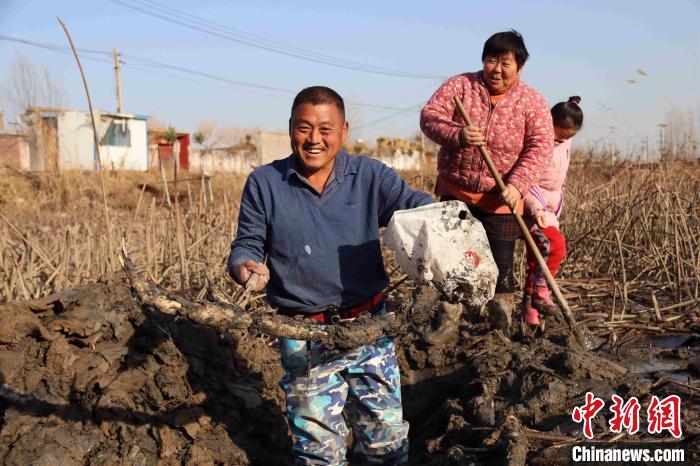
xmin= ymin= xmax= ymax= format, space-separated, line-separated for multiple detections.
xmin=0 ymin=272 xmax=698 ymax=465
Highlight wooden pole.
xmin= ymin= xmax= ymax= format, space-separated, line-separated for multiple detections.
xmin=453 ymin=97 xmax=591 ymax=350
xmin=419 ymin=131 xmax=425 ymax=191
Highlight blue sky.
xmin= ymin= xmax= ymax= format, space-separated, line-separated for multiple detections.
xmin=1 ymin=0 xmax=698 ymax=152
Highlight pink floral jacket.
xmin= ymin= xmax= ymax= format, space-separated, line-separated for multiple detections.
xmin=420 ymin=71 xmax=554 ymax=196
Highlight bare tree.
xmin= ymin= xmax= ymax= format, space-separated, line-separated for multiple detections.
xmin=147 ymin=115 xmax=169 ymax=132
xmin=0 ymin=53 xmax=66 ymax=124
xmin=193 ymin=120 xmax=221 ymax=149
xmin=412 ymin=130 xmax=439 ymax=157
xmin=662 ymin=106 xmax=697 ymax=160
xmin=345 ymin=104 xmax=364 ymax=143
xmin=193 ymin=121 xmax=262 ymax=149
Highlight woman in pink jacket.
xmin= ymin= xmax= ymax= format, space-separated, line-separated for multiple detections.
xmin=522 ymin=97 xmax=584 ymax=325
xmin=420 ymin=30 xmax=554 ymax=337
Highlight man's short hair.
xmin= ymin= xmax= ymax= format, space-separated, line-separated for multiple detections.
xmin=482 ymin=30 xmax=529 ymax=69
xmin=291 ymin=86 xmax=345 ymax=118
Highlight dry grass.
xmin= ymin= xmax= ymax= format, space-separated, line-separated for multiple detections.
xmin=0 ymin=168 xmax=247 ymax=301
xmin=1 ymin=159 xmax=699 ymax=331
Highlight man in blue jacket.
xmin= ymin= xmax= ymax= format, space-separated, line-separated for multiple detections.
xmin=228 ymin=86 xmax=433 ymax=465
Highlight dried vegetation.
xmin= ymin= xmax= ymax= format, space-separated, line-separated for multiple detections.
xmin=0 ymin=158 xmax=698 ymax=464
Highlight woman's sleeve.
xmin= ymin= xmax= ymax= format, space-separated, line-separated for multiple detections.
xmin=504 ymin=93 xmax=554 ymax=195
xmin=419 ymin=76 xmax=465 ymax=149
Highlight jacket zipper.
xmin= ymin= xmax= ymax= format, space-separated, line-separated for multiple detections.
xmin=475 ymin=78 xmax=514 ymax=192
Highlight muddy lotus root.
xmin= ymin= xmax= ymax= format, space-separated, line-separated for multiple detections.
xmin=384 ymin=200 xmax=497 ymax=306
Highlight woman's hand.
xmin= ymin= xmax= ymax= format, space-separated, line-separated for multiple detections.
xmin=458 ymin=125 xmax=486 ymax=148
xmin=501 ymin=183 xmax=522 ymax=211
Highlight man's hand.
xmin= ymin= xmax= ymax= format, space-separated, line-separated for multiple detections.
xmin=231 ymin=260 xmax=269 ymax=291
xmin=458 ymin=125 xmax=486 ymax=148
xmin=535 ymin=213 xmax=549 ymax=229
xmin=501 ymin=183 xmax=522 ymax=211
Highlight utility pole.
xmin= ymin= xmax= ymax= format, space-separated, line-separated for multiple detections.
xmin=658 ymin=124 xmax=667 ymax=160
xmin=644 ymin=135 xmax=650 ymax=163
xmin=608 ymin=127 xmax=617 ymax=174
xmin=113 ymin=46 xmax=124 ymax=113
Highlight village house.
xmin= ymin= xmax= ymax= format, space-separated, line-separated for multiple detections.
xmin=0 ymin=109 xmax=30 ymax=171
xmin=22 ymin=107 xmax=148 ymax=171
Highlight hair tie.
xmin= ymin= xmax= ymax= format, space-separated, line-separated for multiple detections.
xmin=568 ymin=96 xmax=581 ymax=105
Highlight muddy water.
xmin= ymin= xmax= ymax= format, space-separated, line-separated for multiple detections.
xmin=618 ymin=335 xmax=695 ymax=377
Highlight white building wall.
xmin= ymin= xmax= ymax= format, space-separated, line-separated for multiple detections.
xmin=375 ymin=149 xmax=423 ymax=171
xmin=255 ymin=130 xmax=290 ymax=166
xmin=57 ymin=111 xmax=94 ymax=170
xmin=189 ymin=148 xmax=257 ymax=174
xmin=56 ymin=111 xmax=148 ymax=170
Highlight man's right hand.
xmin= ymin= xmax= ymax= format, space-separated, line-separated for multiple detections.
xmin=231 ymin=260 xmax=269 ymax=291
xmin=459 ymin=125 xmax=486 ymax=148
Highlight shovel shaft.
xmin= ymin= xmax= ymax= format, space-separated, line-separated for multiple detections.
xmin=453 ymin=97 xmax=590 ymax=350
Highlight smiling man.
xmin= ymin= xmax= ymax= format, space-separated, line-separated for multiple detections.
xmin=228 ymin=86 xmax=434 ymax=465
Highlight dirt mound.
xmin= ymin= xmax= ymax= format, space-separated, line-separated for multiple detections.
xmin=0 ymin=275 xmax=291 ymax=465
xmin=0 ymin=277 xmax=698 ymax=465
xmin=399 ymin=308 xmax=699 ymax=464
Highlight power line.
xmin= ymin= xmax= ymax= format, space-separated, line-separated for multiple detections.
xmin=0 ymin=35 xmax=113 ymax=63
xmin=120 ymin=0 xmax=371 ymax=68
xmin=353 ymin=106 xmax=419 ymax=131
xmin=108 ymin=0 xmax=446 ymax=80
xmin=0 ymin=35 xmax=419 ymax=112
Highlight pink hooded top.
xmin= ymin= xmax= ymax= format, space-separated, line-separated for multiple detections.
xmin=523 ymin=138 xmax=572 ymax=229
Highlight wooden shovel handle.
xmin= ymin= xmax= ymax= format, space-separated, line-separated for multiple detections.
xmin=453 ymin=97 xmax=591 ymax=350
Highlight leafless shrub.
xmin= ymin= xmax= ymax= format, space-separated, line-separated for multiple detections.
xmin=0 ymin=53 xmax=67 ymax=124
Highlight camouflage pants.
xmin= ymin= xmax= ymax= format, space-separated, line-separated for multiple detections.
xmin=279 ymin=334 xmax=409 ymax=465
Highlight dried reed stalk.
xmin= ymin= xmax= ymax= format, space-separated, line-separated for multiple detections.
xmin=57 ymin=17 xmax=115 ymax=269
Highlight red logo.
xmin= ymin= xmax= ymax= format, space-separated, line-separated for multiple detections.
xmin=572 ymin=393 xmax=683 ymax=439
xmin=572 ymin=392 xmax=606 ymax=439
xmin=463 ymin=251 xmax=480 ymax=267
xmin=609 ymin=395 xmax=641 ymax=434
xmin=647 ymin=395 xmax=682 ymax=438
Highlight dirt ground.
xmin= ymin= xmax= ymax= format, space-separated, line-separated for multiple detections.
xmin=0 ymin=274 xmax=698 ymax=465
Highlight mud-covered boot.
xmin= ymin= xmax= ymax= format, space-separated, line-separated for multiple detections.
xmin=521 ymin=293 xmax=540 ymax=326
xmin=532 ymin=285 xmax=558 ymax=316
xmin=425 ymin=301 xmax=463 ymax=346
xmin=487 ymin=293 xmax=514 ymax=338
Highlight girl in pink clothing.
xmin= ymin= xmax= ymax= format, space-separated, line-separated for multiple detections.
xmin=522 ymin=96 xmax=583 ymax=325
